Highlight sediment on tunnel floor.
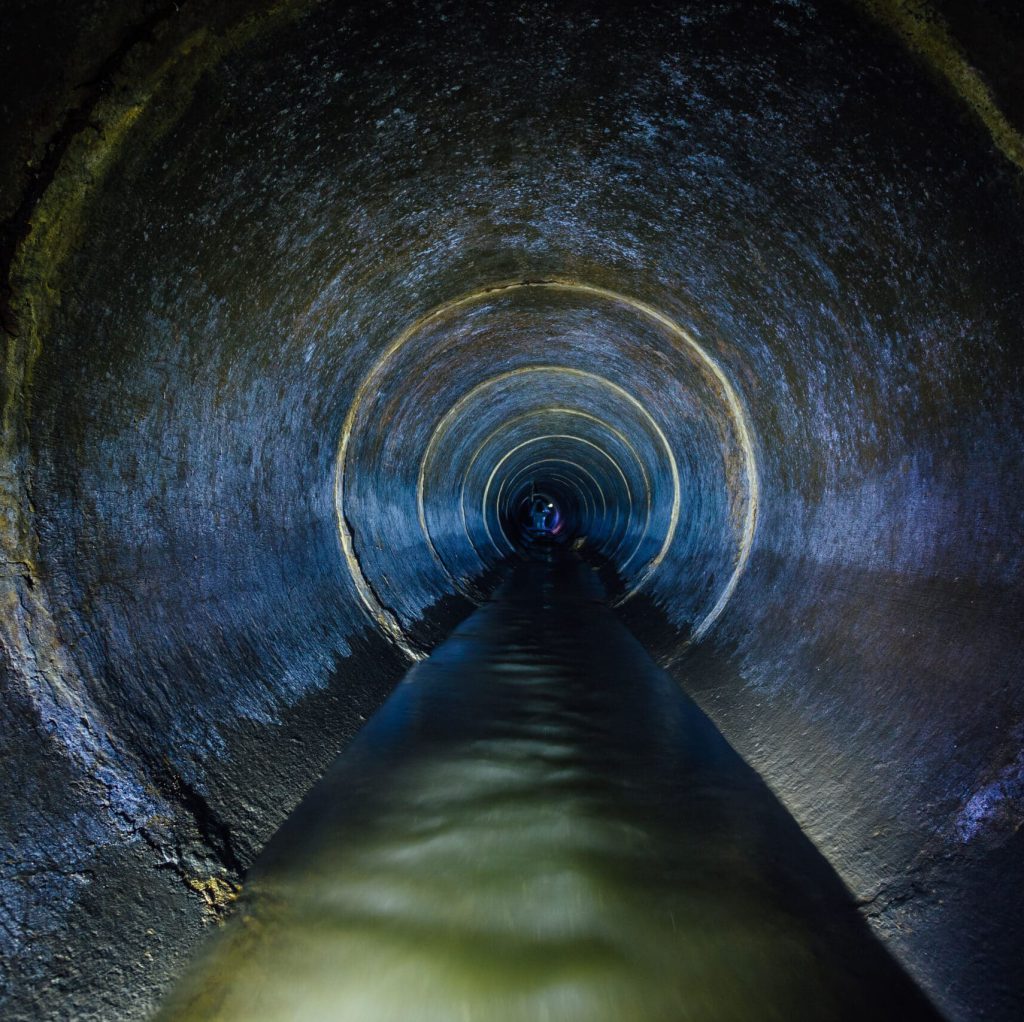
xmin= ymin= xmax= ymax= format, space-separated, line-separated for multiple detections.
xmin=2 ymin=2 xmax=1023 ymax=1020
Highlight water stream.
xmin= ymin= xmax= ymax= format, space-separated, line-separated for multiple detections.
xmin=155 ymin=551 xmax=938 ymax=1021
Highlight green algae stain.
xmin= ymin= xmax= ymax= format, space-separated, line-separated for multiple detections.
xmin=856 ymin=0 xmax=1024 ymax=174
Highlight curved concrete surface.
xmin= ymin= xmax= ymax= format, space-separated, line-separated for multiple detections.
xmin=1 ymin=1 xmax=1022 ymax=1019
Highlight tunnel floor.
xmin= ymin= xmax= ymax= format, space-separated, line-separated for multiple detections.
xmin=154 ymin=551 xmax=940 ymax=1022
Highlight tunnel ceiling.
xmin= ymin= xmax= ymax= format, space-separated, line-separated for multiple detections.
xmin=2 ymin=1 xmax=1023 ymax=1020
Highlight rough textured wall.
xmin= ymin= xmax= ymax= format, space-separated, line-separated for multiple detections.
xmin=1 ymin=1 xmax=1022 ymax=1020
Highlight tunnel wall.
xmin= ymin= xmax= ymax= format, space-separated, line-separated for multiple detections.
xmin=2 ymin=1 xmax=1023 ymax=1019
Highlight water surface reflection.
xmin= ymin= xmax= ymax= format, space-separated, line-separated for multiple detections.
xmin=155 ymin=553 xmax=938 ymax=1021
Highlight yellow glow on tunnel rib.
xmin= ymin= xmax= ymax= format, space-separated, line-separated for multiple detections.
xmin=494 ymin=456 xmax=610 ymax=552
xmin=858 ymin=0 xmax=1024 ymax=175
xmin=418 ymin=365 xmax=678 ymax=597
xmin=489 ymin=439 xmax=630 ymax=554
xmin=497 ymin=453 xmax=610 ymax=530
xmin=493 ymin=468 xmax=596 ymax=553
xmin=336 ymin=279 xmax=757 ymax=648
xmin=543 ymin=283 xmax=759 ymax=638
xmin=498 ymin=455 xmax=628 ymax=554
xmin=512 ymin=472 xmax=598 ymax=552
xmin=455 ymin=407 xmax=652 ymax=578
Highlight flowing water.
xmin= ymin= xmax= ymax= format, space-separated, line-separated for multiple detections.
xmin=154 ymin=551 xmax=939 ymax=1022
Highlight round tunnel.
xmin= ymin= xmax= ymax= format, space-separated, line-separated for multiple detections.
xmin=339 ymin=281 xmax=756 ymax=655
xmin=1 ymin=1 xmax=1023 ymax=1020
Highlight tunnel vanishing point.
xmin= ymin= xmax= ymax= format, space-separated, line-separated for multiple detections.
xmin=2 ymin=1 xmax=1023 ymax=1019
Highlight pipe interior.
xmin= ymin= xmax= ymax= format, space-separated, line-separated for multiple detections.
xmin=1 ymin=2 xmax=1023 ymax=1020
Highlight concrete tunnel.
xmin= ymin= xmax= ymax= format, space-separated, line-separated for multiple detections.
xmin=1 ymin=1 xmax=1022 ymax=1019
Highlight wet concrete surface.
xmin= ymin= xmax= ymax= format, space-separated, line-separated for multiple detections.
xmin=154 ymin=551 xmax=940 ymax=1022
xmin=4 ymin=5 xmax=1023 ymax=1016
